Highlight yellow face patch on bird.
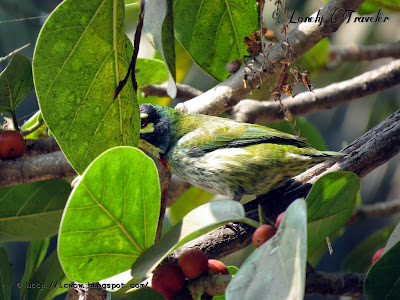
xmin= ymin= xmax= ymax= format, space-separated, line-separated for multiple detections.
xmin=140 ymin=113 xmax=155 ymax=134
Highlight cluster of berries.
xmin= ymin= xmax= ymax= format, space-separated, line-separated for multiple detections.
xmin=152 ymin=249 xmax=229 ymax=299
xmin=0 ymin=131 xmax=25 ymax=159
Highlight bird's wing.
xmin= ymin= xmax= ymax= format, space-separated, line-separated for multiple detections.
xmin=177 ymin=121 xmax=307 ymax=157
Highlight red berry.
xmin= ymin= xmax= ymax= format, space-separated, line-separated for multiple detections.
xmin=276 ymin=212 xmax=285 ymax=228
xmin=0 ymin=131 xmax=25 ymax=159
xmin=208 ymin=259 xmax=229 ymax=275
xmin=152 ymin=263 xmax=185 ymax=299
xmin=372 ymin=248 xmax=385 ymax=264
xmin=178 ymin=249 xmax=208 ymax=279
xmin=252 ymin=225 xmax=276 ymax=248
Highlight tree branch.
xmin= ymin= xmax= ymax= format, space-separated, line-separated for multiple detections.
xmin=141 ymin=83 xmax=202 ymax=100
xmin=165 ymin=108 xmax=400 ymax=264
xmin=330 ymin=41 xmax=400 ymax=64
xmin=25 ymin=136 xmax=60 ymax=156
xmin=183 ymin=271 xmax=364 ymax=299
xmin=175 ymin=0 xmax=366 ymax=116
xmin=229 ymin=59 xmax=400 ymax=123
xmin=354 ymin=199 xmax=400 ymax=220
xmin=305 ymin=271 xmax=365 ymax=297
xmin=0 ymin=151 xmax=76 ymax=187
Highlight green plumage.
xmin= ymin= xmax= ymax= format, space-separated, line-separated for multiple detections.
xmin=139 ymin=104 xmax=343 ymax=200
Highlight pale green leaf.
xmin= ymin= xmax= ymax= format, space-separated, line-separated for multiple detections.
xmin=143 ymin=0 xmax=176 ymax=97
xmin=225 ymin=199 xmax=307 ymax=300
xmin=131 ymin=200 xmax=246 ymax=278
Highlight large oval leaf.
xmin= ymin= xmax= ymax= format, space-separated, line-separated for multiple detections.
xmin=0 ymin=179 xmax=71 ymax=241
xmin=58 ymin=146 xmax=160 ymax=283
xmin=33 ymin=0 xmax=139 ymax=174
xmin=131 ymin=200 xmax=246 ymax=278
xmin=174 ymin=0 xmax=258 ymax=81
xmin=306 ymin=172 xmax=359 ymax=255
xmin=226 ymin=199 xmax=307 ymax=300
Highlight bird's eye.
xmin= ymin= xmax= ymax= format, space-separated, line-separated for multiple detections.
xmin=141 ymin=118 xmax=148 ymax=129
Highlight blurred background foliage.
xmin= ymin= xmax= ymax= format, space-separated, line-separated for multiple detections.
xmin=1 ymin=0 xmax=400 ymax=299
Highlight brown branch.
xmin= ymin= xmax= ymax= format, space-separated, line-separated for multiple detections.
xmin=330 ymin=41 xmax=400 ymax=64
xmin=0 ymin=151 xmax=76 ymax=187
xmin=229 ymin=59 xmax=400 ymax=123
xmin=175 ymin=0 xmax=366 ymax=116
xmin=305 ymin=271 xmax=365 ymax=297
xmin=183 ymin=271 xmax=364 ymax=299
xmin=141 ymin=83 xmax=203 ymax=100
xmin=25 ymin=136 xmax=60 ymax=156
xmin=165 ymin=108 xmax=400 ymax=264
xmin=186 ymin=274 xmax=232 ymax=299
xmin=354 ymin=199 xmax=400 ymax=220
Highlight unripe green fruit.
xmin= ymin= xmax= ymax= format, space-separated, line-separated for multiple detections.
xmin=208 ymin=259 xmax=229 ymax=275
xmin=178 ymin=249 xmax=208 ymax=279
xmin=252 ymin=225 xmax=276 ymax=248
xmin=372 ymin=248 xmax=385 ymax=264
xmin=276 ymin=212 xmax=285 ymax=228
xmin=152 ymin=263 xmax=185 ymax=299
xmin=0 ymin=131 xmax=25 ymax=159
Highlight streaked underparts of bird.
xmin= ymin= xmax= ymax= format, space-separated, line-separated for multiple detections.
xmin=139 ymin=103 xmax=344 ymax=200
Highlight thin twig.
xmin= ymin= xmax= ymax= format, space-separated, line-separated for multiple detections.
xmin=0 ymin=43 xmax=30 ymax=63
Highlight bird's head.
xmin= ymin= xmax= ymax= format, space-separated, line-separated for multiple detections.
xmin=139 ymin=104 xmax=171 ymax=158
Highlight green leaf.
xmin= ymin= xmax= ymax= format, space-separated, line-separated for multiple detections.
xmin=126 ymin=288 xmax=165 ymax=300
xmin=0 ymin=247 xmax=14 ymax=300
xmin=33 ymin=0 xmax=140 ymax=174
xmin=58 ymin=146 xmax=160 ymax=283
xmin=168 ymin=186 xmax=213 ymax=224
xmin=267 ymin=117 xmax=327 ymax=151
xmin=225 ymin=199 xmax=307 ymax=300
xmin=21 ymin=111 xmax=47 ymax=139
xmin=365 ymin=240 xmax=400 ymax=299
xmin=131 ymin=200 xmax=246 ymax=278
xmin=0 ymin=53 xmax=33 ymax=113
xmin=174 ymin=0 xmax=258 ymax=81
xmin=343 ymin=224 xmax=395 ymax=273
xmin=298 ymin=38 xmax=330 ymax=72
xmin=136 ymin=58 xmax=168 ymax=88
xmin=306 ymin=172 xmax=359 ymax=255
xmin=359 ymin=0 xmax=400 ymax=14
xmin=143 ymin=0 xmax=176 ymax=98
xmin=0 ymin=179 xmax=71 ymax=241
xmin=21 ymin=238 xmax=50 ymax=299
xmin=26 ymin=249 xmax=69 ymax=300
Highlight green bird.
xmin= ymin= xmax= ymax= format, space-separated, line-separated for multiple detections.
xmin=139 ymin=103 xmax=343 ymax=200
